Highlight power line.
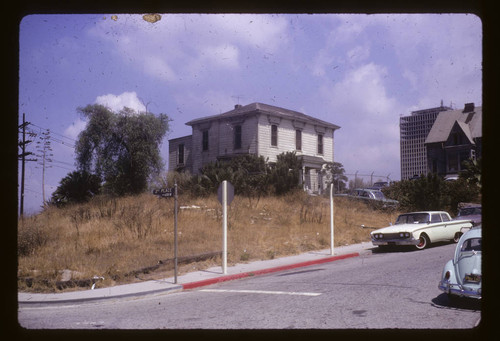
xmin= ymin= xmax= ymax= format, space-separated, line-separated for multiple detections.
xmin=29 ymin=122 xmax=77 ymax=142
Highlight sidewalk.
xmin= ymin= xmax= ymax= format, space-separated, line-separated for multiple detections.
xmin=18 ymin=242 xmax=374 ymax=305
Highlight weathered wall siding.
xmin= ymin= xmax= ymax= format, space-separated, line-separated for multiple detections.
xmin=257 ymin=114 xmax=334 ymax=163
xmin=168 ymin=136 xmax=193 ymax=172
xmin=191 ymin=127 xmax=217 ymax=173
xmin=217 ymin=115 xmax=258 ymax=156
xmin=190 ymin=116 xmax=260 ymax=173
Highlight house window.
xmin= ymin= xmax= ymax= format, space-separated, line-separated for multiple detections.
xmin=178 ymin=144 xmax=184 ymax=164
xmin=234 ymin=125 xmax=242 ymax=150
xmin=271 ymin=125 xmax=278 ymax=147
xmin=317 ymin=134 xmax=323 ymax=155
xmin=296 ymin=129 xmax=302 ymax=151
xmin=202 ymin=130 xmax=209 ymax=151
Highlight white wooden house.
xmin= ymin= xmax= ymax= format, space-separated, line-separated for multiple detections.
xmin=168 ymin=102 xmax=340 ymax=193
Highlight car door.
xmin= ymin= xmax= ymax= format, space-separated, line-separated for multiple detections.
xmin=427 ymin=213 xmax=445 ymax=241
xmin=441 ymin=212 xmax=462 ymax=240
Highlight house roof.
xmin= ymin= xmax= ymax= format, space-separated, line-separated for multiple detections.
xmin=425 ymin=106 xmax=482 ymax=144
xmin=185 ymin=102 xmax=341 ymax=130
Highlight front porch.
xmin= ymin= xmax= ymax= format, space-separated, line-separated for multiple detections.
xmin=299 ymin=155 xmax=328 ymax=195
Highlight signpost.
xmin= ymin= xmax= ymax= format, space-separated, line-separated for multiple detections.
xmin=330 ymin=183 xmax=335 ymax=256
xmin=217 ymin=181 xmax=234 ymax=274
xmin=153 ymin=187 xmax=174 ymax=198
xmin=153 ymin=183 xmax=179 ymax=283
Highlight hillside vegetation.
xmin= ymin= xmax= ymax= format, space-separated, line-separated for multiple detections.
xmin=18 ymin=192 xmax=399 ymax=292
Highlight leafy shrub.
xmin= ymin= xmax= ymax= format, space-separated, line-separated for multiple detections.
xmin=50 ymin=170 xmax=101 ymax=207
xmin=185 ymin=152 xmax=303 ymax=197
xmin=383 ymin=174 xmax=480 ymax=214
xmin=270 ymin=151 xmax=303 ymax=195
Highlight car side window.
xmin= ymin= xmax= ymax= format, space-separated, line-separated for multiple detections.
xmin=440 ymin=213 xmax=450 ymax=222
xmin=461 ymin=238 xmax=481 ymax=252
xmin=431 ymin=214 xmax=442 ymax=223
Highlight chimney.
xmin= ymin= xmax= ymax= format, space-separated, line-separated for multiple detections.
xmin=234 ymin=104 xmax=242 ymax=109
xmin=463 ymin=103 xmax=474 ymax=113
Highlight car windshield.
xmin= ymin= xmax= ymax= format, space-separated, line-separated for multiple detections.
xmin=460 ymin=238 xmax=482 ymax=252
xmin=458 ymin=207 xmax=481 ymax=216
xmin=395 ymin=213 xmax=430 ymax=224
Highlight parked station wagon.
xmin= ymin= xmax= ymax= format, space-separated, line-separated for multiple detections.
xmin=370 ymin=211 xmax=472 ymax=250
xmin=438 ymin=226 xmax=482 ymax=300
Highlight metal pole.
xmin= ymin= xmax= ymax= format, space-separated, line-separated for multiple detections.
xmin=222 ymin=180 xmax=228 ymax=274
xmin=330 ymin=183 xmax=334 ymax=256
xmin=174 ymin=181 xmax=178 ymax=284
xmin=20 ymin=113 xmax=26 ymax=217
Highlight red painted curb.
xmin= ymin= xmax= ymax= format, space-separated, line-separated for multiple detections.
xmin=182 ymin=252 xmax=359 ymax=290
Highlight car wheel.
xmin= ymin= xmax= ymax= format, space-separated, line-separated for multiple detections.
xmin=415 ymin=234 xmax=429 ymax=250
xmin=453 ymin=232 xmax=462 ymax=243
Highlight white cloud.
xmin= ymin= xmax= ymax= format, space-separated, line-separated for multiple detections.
xmin=64 ymin=117 xmax=87 ymax=140
xmin=202 ymin=44 xmax=240 ymax=69
xmin=346 ymin=44 xmax=370 ymax=64
xmin=319 ymin=62 xmax=402 ymax=176
xmin=95 ymin=91 xmax=146 ymax=113
xmin=204 ymin=14 xmax=289 ymax=52
xmin=88 ymin=14 xmax=289 ymax=84
xmin=143 ymin=55 xmax=177 ymax=82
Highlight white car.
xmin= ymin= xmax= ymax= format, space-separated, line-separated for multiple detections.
xmin=438 ymin=226 xmax=481 ymax=299
xmin=370 ymin=211 xmax=473 ymax=250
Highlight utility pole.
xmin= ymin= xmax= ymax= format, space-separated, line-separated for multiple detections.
xmin=36 ymin=129 xmax=53 ymax=207
xmin=18 ymin=113 xmax=36 ymax=216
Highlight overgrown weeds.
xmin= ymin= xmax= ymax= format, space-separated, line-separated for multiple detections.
xmin=18 ymin=192 xmax=399 ymax=292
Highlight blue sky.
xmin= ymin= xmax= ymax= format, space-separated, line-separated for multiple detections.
xmin=18 ymin=13 xmax=482 ymax=214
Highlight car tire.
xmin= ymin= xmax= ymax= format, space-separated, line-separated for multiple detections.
xmin=453 ymin=232 xmax=462 ymax=243
xmin=415 ymin=234 xmax=429 ymax=250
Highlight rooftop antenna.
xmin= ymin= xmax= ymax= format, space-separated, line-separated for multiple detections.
xmin=231 ymin=95 xmax=244 ymax=104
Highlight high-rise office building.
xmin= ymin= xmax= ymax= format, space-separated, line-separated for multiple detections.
xmin=400 ymin=104 xmax=452 ymax=180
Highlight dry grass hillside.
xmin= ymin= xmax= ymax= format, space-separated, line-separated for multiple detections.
xmin=18 ymin=191 xmax=400 ymax=292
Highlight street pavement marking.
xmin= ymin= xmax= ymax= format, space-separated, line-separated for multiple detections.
xmin=200 ymin=289 xmax=321 ymax=296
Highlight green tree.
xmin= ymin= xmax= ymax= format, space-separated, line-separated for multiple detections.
xmin=50 ymin=170 xmax=101 ymax=207
xmin=75 ymin=104 xmax=170 ymax=196
xmin=191 ymin=154 xmax=270 ymax=197
xmin=321 ymin=162 xmax=348 ymax=193
xmin=383 ymin=173 xmax=480 ymax=214
xmin=271 ymin=151 xmax=303 ymax=195
xmin=460 ymin=157 xmax=481 ymax=189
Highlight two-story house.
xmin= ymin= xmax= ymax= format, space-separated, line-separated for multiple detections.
xmin=168 ymin=102 xmax=340 ymax=194
xmin=425 ymin=103 xmax=482 ymax=178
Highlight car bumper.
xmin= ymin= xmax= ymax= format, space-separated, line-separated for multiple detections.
xmin=438 ymin=280 xmax=482 ymax=299
xmin=371 ymin=238 xmax=419 ymax=246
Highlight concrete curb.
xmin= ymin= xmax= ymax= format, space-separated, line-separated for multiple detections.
xmin=18 ymin=285 xmax=184 ymax=305
xmin=182 ymin=252 xmax=359 ymax=290
xmin=18 ymin=249 xmax=364 ymax=305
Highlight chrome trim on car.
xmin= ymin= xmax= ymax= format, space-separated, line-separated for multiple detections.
xmin=371 ymin=238 xmax=419 ymax=246
xmin=438 ymin=280 xmax=482 ymax=299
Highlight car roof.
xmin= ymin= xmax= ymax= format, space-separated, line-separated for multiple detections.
xmin=399 ymin=211 xmax=448 ymax=215
xmin=463 ymin=226 xmax=482 ymax=239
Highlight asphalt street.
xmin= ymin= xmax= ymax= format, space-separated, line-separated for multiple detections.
xmin=18 ymin=242 xmax=482 ymax=330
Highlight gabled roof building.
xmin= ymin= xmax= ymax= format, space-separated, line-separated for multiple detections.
xmin=169 ymin=102 xmax=340 ymax=194
xmin=425 ymin=103 xmax=482 ymax=178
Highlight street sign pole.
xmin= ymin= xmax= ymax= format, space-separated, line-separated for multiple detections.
xmin=174 ymin=181 xmax=178 ymax=283
xmin=222 ymin=180 xmax=228 ymax=274
xmin=330 ymin=183 xmax=334 ymax=256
